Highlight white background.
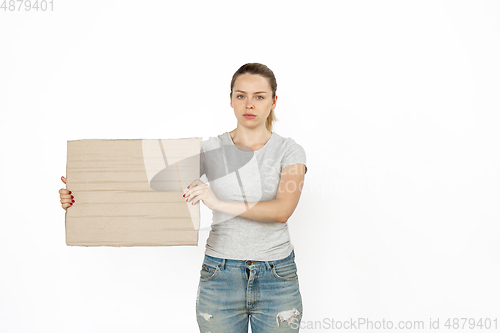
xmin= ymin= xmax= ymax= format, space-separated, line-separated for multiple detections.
xmin=1 ymin=1 xmax=499 ymax=332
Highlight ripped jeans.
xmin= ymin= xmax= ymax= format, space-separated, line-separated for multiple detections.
xmin=196 ymin=250 xmax=303 ymax=332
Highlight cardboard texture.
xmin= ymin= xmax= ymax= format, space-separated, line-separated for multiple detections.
xmin=65 ymin=138 xmax=202 ymax=246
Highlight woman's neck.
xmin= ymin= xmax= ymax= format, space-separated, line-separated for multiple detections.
xmin=229 ymin=126 xmax=272 ymax=147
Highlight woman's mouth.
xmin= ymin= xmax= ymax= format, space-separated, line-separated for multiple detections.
xmin=243 ymin=114 xmax=256 ymax=119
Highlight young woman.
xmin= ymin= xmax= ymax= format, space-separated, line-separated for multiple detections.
xmin=59 ymin=63 xmax=307 ymax=332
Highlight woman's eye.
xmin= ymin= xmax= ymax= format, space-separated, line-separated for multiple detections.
xmin=256 ymin=96 xmax=264 ymax=100
xmin=237 ymin=95 xmax=244 ymax=99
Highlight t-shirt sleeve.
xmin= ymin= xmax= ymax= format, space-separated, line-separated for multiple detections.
xmin=280 ymin=139 xmax=308 ymax=174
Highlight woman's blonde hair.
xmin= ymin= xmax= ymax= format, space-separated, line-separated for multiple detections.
xmin=230 ymin=63 xmax=278 ymax=132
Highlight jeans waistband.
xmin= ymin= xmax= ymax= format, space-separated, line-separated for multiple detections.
xmin=203 ymin=250 xmax=295 ymax=271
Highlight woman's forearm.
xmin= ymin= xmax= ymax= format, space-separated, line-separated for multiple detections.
xmin=214 ymin=199 xmax=285 ymax=223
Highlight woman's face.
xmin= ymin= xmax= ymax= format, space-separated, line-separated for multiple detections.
xmin=230 ymin=73 xmax=277 ymax=130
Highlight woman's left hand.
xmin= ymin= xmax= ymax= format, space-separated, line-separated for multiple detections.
xmin=184 ymin=179 xmax=221 ymax=211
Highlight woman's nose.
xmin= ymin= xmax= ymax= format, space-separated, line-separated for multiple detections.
xmin=245 ymin=99 xmax=254 ymax=108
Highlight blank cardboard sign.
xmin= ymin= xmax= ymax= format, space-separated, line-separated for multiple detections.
xmin=65 ymin=138 xmax=202 ymax=246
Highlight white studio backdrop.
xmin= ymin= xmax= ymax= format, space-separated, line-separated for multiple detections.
xmin=1 ymin=0 xmax=499 ymax=332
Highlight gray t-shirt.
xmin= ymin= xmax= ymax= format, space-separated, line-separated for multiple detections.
xmin=200 ymin=131 xmax=307 ymax=261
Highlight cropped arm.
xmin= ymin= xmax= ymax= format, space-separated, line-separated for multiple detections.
xmin=214 ymin=199 xmax=283 ymax=223
xmin=214 ymin=163 xmax=306 ymax=223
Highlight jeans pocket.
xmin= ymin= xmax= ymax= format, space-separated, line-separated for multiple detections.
xmin=272 ymin=261 xmax=298 ymax=281
xmin=200 ymin=262 xmax=220 ymax=282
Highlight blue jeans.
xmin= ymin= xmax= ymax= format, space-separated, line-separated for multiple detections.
xmin=196 ymin=250 xmax=303 ymax=332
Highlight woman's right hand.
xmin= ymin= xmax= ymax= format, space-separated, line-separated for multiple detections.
xmin=59 ymin=176 xmax=75 ymax=210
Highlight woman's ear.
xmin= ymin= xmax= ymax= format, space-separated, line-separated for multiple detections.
xmin=230 ymin=92 xmax=233 ymax=108
xmin=272 ymin=95 xmax=278 ymax=109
